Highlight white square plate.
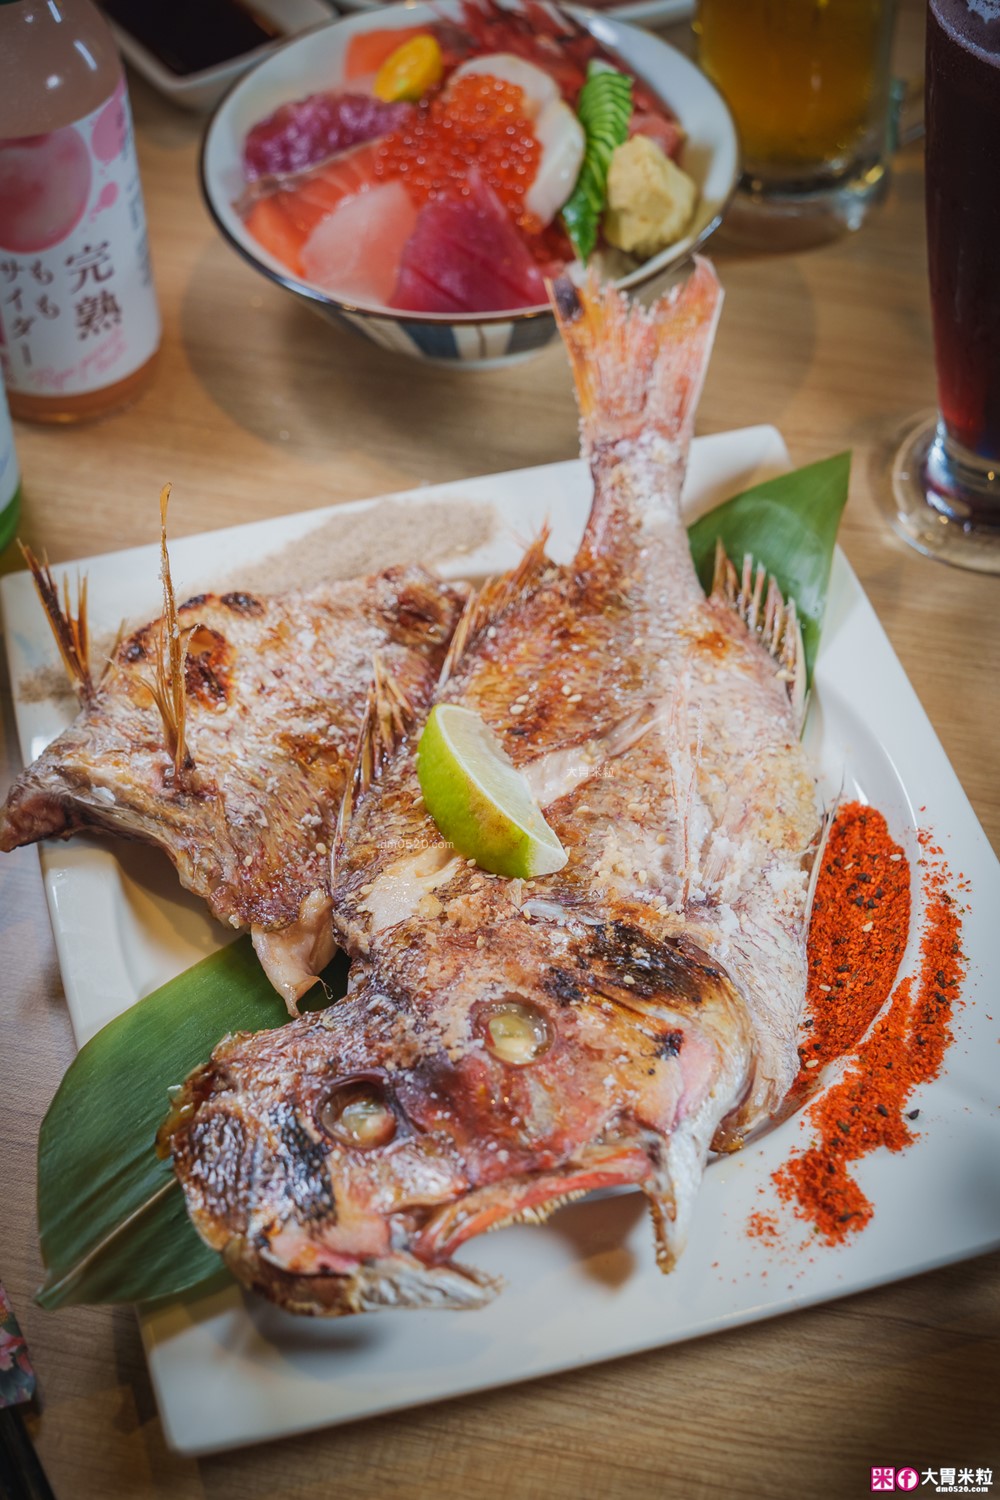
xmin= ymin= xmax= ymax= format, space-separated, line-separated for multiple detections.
xmin=3 ymin=426 xmax=999 ymax=1457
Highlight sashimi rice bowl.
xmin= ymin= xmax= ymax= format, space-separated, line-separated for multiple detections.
xmin=201 ymin=0 xmax=738 ymax=364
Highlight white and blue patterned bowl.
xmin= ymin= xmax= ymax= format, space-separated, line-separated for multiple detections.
xmin=201 ymin=1 xmax=738 ymax=368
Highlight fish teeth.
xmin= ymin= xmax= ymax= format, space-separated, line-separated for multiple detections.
xmin=485 ymin=1188 xmax=590 ymax=1233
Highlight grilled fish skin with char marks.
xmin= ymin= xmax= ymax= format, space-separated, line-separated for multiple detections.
xmin=165 ymin=261 xmax=820 ymax=1314
xmin=1 ymin=566 xmax=467 ymax=1009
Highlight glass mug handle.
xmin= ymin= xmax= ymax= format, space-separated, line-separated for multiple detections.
xmin=887 ymin=73 xmax=924 ymax=151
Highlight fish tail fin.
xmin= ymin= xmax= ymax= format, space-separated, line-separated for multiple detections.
xmin=551 ymin=258 xmax=723 ymax=457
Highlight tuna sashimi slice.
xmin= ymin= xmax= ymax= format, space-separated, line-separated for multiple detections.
xmin=243 ymin=93 xmax=413 ymax=180
xmin=300 ymin=180 xmax=419 ymax=306
xmin=389 ymin=177 xmax=547 ymax=315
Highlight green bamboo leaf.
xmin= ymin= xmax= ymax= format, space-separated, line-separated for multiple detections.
xmin=561 ymin=62 xmax=633 ymax=264
xmin=687 ymin=451 xmax=851 ymax=685
xmin=36 ymin=938 xmax=348 ymax=1310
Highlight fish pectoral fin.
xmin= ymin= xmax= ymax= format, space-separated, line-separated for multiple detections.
xmin=711 ymin=540 xmax=807 ymax=725
xmin=0 ymin=778 xmax=88 ymax=852
xmin=644 ymin=1186 xmax=680 ymax=1274
xmin=803 ymin=795 xmax=839 ymax=931
xmin=251 ymin=890 xmax=336 ymax=1014
xmin=338 ymin=1255 xmax=502 ymax=1315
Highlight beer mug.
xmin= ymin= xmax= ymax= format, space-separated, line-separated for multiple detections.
xmin=889 ymin=0 xmax=1000 ymax=571
xmin=695 ymin=0 xmax=898 ymax=242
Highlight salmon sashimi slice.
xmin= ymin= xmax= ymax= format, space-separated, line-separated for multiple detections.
xmin=343 ymin=26 xmax=429 ymax=82
xmin=242 ymin=143 xmax=382 ymax=278
xmin=164 ymin=262 xmax=821 ymax=1316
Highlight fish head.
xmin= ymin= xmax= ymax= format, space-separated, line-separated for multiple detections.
xmin=163 ymin=910 xmax=749 ymax=1314
xmin=162 ymin=1004 xmax=500 ymax=1314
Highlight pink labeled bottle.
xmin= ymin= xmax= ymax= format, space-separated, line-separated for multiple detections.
xmin=0 ymin=0 xmax=161 ymax=422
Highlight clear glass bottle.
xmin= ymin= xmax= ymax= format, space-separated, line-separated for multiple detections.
xmin=0 ymin=380 xmax=22 ymax=551
xmin=0 ymin=0 xmax=161 ymax=423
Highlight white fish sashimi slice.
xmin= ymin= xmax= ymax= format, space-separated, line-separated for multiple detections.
xmin=300 ymin=180 xmax=418 ymax=304
xmin=448 ymin=53 xmax=560 ymax=116
xmin=526 ymin=99 xmax=585 ymax=226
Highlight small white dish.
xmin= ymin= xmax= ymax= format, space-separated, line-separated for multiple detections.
xmin=337 ymin=0 xmax=695 ymax=19
xmin=3 ymin=426 xmax=999 ymax=1456
xmin=605 ymin=0 xmax=694 ymax=23
xmin=109 ymin=0 xmax=337 ymax=113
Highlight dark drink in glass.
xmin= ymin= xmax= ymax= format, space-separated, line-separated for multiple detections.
xmin=890 ymin=0 xmax=1000 ymax=570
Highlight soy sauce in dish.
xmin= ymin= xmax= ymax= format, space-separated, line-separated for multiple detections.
xmin=100 ymin=0 xmax=282 ymax=77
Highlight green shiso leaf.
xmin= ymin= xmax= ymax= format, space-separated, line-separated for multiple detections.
xmin=35 ymin=454 xmax=850 ymax=1313
xmin=36 ymin=938 xmax=348 ymax=1311
xmin=687 ymin=451 xmax=851 ymax=686
xmin=561 ymin=62 xmax=633 ymax=264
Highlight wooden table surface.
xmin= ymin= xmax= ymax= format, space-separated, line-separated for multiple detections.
xmin=2 ymin=7 xmax=998 ymax=1498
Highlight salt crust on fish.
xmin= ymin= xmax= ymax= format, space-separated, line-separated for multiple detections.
xmin=165 ymin=261 xmax=821 ymax=1316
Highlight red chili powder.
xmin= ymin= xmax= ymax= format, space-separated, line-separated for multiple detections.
xmin=770 ymin=809 xmax=965 ymax=1245
xmin=746 ymin=1210 xmax=781 ymax=1244
xmin=794 ymin=803 xmax=911 ymax=1089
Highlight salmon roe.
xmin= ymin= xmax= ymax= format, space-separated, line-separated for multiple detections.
xmin=373 ymin=74 xmax=541 ymax=229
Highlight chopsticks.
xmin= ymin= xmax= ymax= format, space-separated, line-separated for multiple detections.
xmin=0 ymin=1407 xmax=57 ymax=1500
xmin=0 ymin=1283 xmax=56 ymax=1500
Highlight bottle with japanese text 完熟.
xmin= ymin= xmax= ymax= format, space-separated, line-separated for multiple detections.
xmin=0 ymin=0 xmax=161 ymax=423
xmin=0 ymin=379 xmax=22 ymax=551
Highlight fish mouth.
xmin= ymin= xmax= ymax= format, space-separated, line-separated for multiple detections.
xmin=236 ymin=1146 xmax=653 ymax=1316
xmin=411 ymin=1144 xmax=653 ymax=1263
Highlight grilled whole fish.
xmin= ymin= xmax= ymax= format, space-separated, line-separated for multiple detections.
xmin=164 ymin=261 xmax=820 ymax=1313
xmin=1 ymin=563 xmax=466 ymax=1008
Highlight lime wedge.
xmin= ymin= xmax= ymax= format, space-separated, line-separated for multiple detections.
xmin=416 ymin=704 xmax=568 ymax=879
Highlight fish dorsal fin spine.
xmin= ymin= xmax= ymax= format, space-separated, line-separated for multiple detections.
xmin=438 ymin=527 xmax=552 ymax=688
xmin=21 ymin=544 xmax=96 ymax=705
xmin=145 ymin=484 xmax=194 ymax=777
xmin=334 ymin=653 xmax=415 ymax=863
xmin=711 ymin=539 xmax=807 ymax=725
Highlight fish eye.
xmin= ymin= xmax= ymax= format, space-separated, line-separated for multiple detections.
xmin=481 ymin=999 xmax=552 ymax=1066
xmin=319 ymin=1079 xmax=396 ymax=1149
